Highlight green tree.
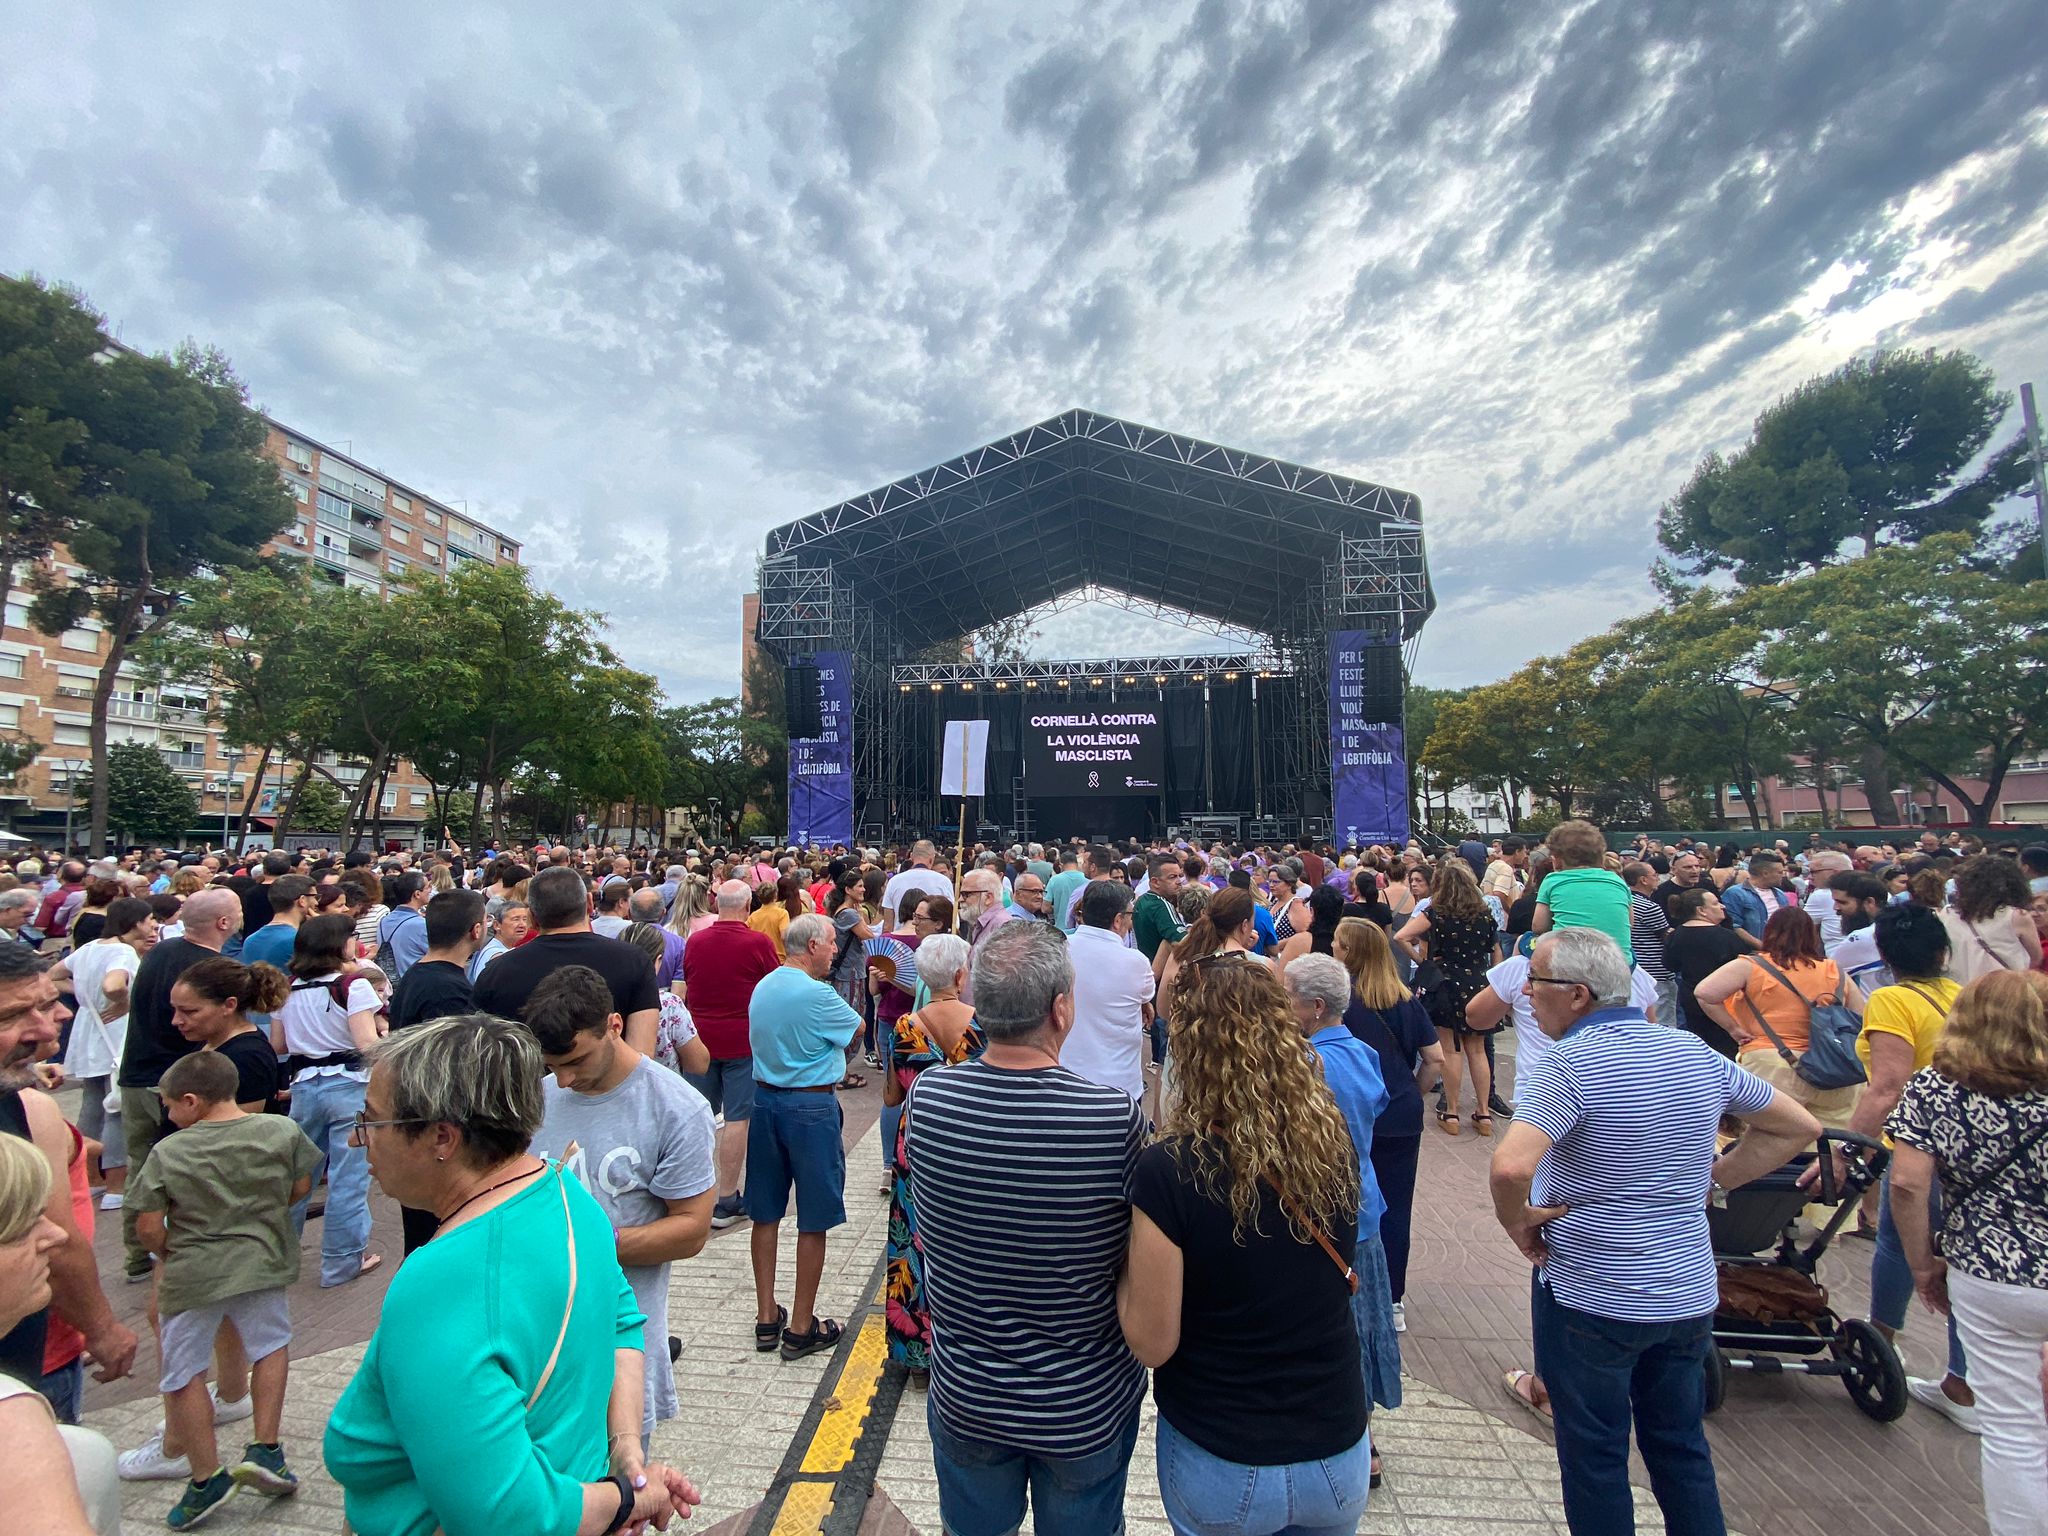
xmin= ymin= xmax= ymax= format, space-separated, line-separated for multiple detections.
xmin=0 ymin=276 xmax=106 ymax=623
xmin=28 ymin=339 xmax=294 ymax=852
xmin=1656 ymin=349 xmax=2026 ymax=587
xmin=289 ymin=776 xmax=348 ymax=834
xmin=71 ymin=742 xmax=199 ymax=845
xmin=658 ymin=698 xmax=768 ymax=842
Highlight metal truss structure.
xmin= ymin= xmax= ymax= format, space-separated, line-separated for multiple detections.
xmin=756 ymin=409 xmax=1433 ymax=836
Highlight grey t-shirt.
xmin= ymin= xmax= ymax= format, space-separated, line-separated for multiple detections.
xmin=831 ymin=906 xmax=864 ymax=983
xmin=530 ymin=1057 xmax=716 ymax=1437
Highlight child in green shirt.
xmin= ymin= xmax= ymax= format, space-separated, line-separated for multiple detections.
xmin=1532 ymin=819 xmax=1634 ymax=961
xmin=129 ymin=1050 xmax=318 ymax=1531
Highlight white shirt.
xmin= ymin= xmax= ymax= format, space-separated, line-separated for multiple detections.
xmin=278 ymin=972 xmax=381 ymax=1082
xmin=882 ymin=866 xmax=954 ymax=931
xmin=1062 ymin=924 xmax=1155 ymax=1101
xmin=1827 ymin=924 xmax=1890 ymax=993
xmin=1485 ymin=954 xmax=1660 ymax=1084
xmin=1803 ymin=887 xmax=1840 ymax=950
xmin=61 ymin=939 xmax=140 ymax=1078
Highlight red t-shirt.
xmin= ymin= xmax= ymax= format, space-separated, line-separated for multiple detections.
xmin=680 ymin=919 xmax=781 ymax=1059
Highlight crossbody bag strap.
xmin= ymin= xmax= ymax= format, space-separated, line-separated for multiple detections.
xmin=525 ymin=1168 xmax=578 ymax=1411
xmin=1936 ymin=1120 xmax=2048 ymax=1224
xmin=1265 ymin=1175 xmax=1358 ymax=1295
xmin=1738 ymin=955 xmax=1807 ymax=1069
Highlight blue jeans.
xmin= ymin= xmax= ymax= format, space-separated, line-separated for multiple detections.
xmin=1870 ymin=1171 xmax=1967 ymax=1379
xmin=1156 ymin=1416 xmax=1369 ymax=1536
xmin=288 ymin=1074 xmax=372 ymax=1287
xmin=1531 ymin=1276 xmax=1724 ymax=1536
xmin=35 ymin=1358 xmax=83 ymax=1424
xmin=928 ymin=1398 xmax=1139 ymax=1536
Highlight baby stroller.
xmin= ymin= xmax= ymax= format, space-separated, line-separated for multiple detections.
xmin=1703 ymin=1127 xmax=1907 ymax=1421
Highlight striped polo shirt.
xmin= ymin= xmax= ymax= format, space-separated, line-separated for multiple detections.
xmin=1517 ymin=1006 xmax=1774 ymax=1322
xmin=905 ymin=1059 xmax=1148 ymax=1456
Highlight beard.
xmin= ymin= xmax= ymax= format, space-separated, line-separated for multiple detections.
xmin=0 ymin=1043 xmax=41 ymax=1091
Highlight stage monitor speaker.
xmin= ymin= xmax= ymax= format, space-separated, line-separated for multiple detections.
xmin=785 ymin=663 xmax=823 ymax=738
xmin=1362 ymin=645 xmax=1403 ymax=722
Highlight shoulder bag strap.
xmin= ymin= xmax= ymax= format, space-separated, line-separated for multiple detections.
xmin=1738 ymin=954 xmax=1807 ymax=1069
xmin=1264 ymin=1175 xmax=1358 ymax=1295
xmin=525 ymin=1169 xmax=578 ymax=1412
xmin=1936 ymin=1119 xmax=2048 ymax=1222
xmin=1901 ymin=982 xmax=1955 ymax=1020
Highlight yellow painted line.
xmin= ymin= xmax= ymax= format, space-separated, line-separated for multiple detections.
xmin=770 ymin=1480 xmax=836 ymax=1535
xmin=798 ymin=1314 xmax=889 ymax=1474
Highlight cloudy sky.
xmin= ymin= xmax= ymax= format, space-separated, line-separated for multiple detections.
xmin=5 ymin=1 xmax=2045 ymax=702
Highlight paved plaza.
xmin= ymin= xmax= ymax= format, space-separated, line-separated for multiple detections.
xmin=74 ymin=1059 xmax=1985 ymax=1535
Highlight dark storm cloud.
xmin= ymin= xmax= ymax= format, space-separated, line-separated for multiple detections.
xmin=2 ymin=0 xmax=2043 ymax=704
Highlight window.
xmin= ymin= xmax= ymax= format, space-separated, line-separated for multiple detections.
xmin=4 ymin=600 xmax=27 ymax=631
xmin=422 ymin=540 xmax=441 ymax=559
xmin=284 ymin=477 xmax=311 ymax=503
xmin=423 ymin=509 xmax=441 ymax=526
xmin=500 ymin=543 xmax=517 ymax=559
xmin=391 ymin=494 xmax=411 ymax=513
xmin=60 ymin=627 xmax=97 ymax=652
xmin=387 ymin=556 xmax=408 ymax=576
xmin=54 ymin=724 xmax=89 ymax=746
xmin=284 ymin=440 xmax=312 ymax=469
xmin=0 ymin=705 xmax=18 ymax=730
xmin=0 ymin=654 xmax=21 ymax=679
xmin=389 ymin=525 xmax=408 ymax=545
xmin=410 ymin=790 xmax=429 ymax=807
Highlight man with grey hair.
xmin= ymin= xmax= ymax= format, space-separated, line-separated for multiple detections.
xmin=1489 ymin=928 xmax=1821 ymax=1535
xmin=906 ymin=921 xmax=1147 ymax=1533
xmin=956 ymin=864 xmax=1018 ymax=1005
xmin=0 ymin=888 xmax=38 ymax=944
xmin=1063 ymin=879 xmax=1153 ymax=1102
xmin=746 ymin=913 xmax=862 ymax=1360
xmin=680 ymin=878 xmax=780 ymax=1228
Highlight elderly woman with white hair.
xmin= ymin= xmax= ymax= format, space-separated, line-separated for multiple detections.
xmin=882 ymin=931 xmax=983 ymax=1385
xmin=1285 ymin=952 xmax=1403 ymax=1489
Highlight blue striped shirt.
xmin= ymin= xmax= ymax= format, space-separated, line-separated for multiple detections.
xmin=1517 ymin=1006 xmax=1774 ymax=1322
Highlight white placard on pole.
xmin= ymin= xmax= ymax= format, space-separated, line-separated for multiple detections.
xmin=939 ymin=719 xmax=990 ymax=798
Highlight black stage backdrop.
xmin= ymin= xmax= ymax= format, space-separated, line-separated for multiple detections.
xmin=909 ymin=677 xmax=1264 ymax=839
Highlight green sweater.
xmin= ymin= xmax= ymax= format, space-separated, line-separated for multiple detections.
xmin=325 ymin=1164 xmax=644 ymax=1536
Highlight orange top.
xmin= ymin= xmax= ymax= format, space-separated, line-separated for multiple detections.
xmin=1735 ymin=957 xmax=1842 ymax=1055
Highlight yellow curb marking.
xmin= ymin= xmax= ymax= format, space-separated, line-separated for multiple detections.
xmin=799 ymin=1313 xmax=889 ymax=1475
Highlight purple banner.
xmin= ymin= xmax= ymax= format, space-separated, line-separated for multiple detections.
xmin=1329 ymin=631 xmax=1408 ymax=849
xmin=787 ymin=650 xmax=853 ymax=849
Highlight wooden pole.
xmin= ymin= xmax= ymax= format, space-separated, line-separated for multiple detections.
xmin=955 ymin=721 xmax=970 ymax=918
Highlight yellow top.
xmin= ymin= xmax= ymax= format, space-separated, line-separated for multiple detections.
xmin=1857 ymin=978 xmax=1960 ymax=1073
xmin=748 ymin=903 xmax=792 ymax=949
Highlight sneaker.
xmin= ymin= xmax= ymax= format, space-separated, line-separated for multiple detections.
xmin=167 ymin=1469 xmax=237 ymax=1529
xmin=230 ymin=1442 xmax=299 ymax=1496
xmin=118 ymin=1430 xmax=191 ymax=1482
xmin=99 ymin=1191 xmax=124 ymax=1211
xmin=212 ymin=1391 xmax=252 ymax=1425
xmin=708 ymin=1193 xmax=746 ymax=1231
xmin=1908 ymin=1376 xmax=1982 ymax=1435
xmin=1391 ymin=1301 xmax=1407 ymax=1334
xmin=1489 ymin=1093 xmax=1515 ymax=1118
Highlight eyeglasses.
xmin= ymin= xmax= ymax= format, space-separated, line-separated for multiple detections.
xmin=347 ymin=1111 xmax=427 ymax=1147
xmin=1526 ymin=973 xmax=1590 ymax=989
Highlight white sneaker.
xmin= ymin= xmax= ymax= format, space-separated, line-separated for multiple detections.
xmin=118 ymin=1429 xmax=191 ymax=1482
xmin=98 ymin=1192 xmax=123 ymax=1211
xmin=213 ymin=1391 xmax=253 ymax=1425
xmin=1391 ymin=1302 xmax=1407 ymax=1334
xmin=1908 ymin=1376 xmax=1982 ymax=1435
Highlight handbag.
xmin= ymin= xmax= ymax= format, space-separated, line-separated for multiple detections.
xmin=1739 ymin=955 xmax=1867 ymax=1090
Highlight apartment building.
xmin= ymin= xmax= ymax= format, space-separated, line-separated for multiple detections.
xmin=1 ymin=419 xmax=522 ymax=848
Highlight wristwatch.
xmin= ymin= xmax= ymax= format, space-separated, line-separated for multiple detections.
xmin=603 ymin=1471 xmax=636 ymax=1533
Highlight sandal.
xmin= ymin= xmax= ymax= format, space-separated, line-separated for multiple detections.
xmin=1472 ymin=1113 xmax=1494 ymax=1138
xmin=1502 ymin=1369 xmax=1552 ymax=1423
xmin=838 ymin=1072 xmax=868 ymax=1091
xmin=1436 ymin=1104 xmax=1460 ymax=1136
xmin=780 ymin=1317 xmax=844 ymax=1361
xmin=754 ymin=1305 xmax=788 ymax=1353
xmin=1369 ymin=1438 xmax=1383 ymax=1490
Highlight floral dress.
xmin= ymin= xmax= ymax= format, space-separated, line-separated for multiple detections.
xmin=886 ymin=1008 xmax=986 ymax=1369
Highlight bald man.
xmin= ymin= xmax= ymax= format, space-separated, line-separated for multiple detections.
xmin=680 ymin=878 xmax=783 ymax=1227
xmin=116 ymin=886 xmax=244 ymax=1278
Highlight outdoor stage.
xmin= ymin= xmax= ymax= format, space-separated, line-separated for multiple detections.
xmin=754 ymin=410 xmax=1434 ymax=847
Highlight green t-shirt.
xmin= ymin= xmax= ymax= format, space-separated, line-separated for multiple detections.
xmin=1132 ymin=891 xmax=1188 ymax=962
xmin=125 ymin=1115 xmax=320 ymax=1316
xmin=325 ymin=1164 xmax=645 ymax=1536
xmin=1046 ymin=869 xmax=1087 ymax=932
xmin=1538 ymin=866 xmax=1635 ymax=961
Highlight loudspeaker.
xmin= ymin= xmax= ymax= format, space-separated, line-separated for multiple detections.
xmin=785 ymin=663 xmax=823 ymax=738
xmin=1362 ymin=645 xmax=1403 ymax=722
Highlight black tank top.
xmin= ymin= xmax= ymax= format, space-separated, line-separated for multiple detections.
xmin=0 ymin=1089 xmax=50 ymax=1385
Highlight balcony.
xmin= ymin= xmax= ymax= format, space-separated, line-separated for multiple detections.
xmin=311 ymin=544 xmax=347 ymax=571
xmin=108 ymin=698 xmax=208 ymax=727
xmin=346 ymin=554 xmax=384 ymax=580
xmin=159 ymin=747 xmax=206 ymax=771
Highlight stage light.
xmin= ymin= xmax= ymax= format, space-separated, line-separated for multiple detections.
xmin=1057 ymin=679 xmax=1069 ymax=688
xmin=1224 ymin=672 xmax=1238 ymax=681
xmin=1153 ymin=675 xmax=1165 ymax=684
xmin=961 ymin=682 xmax=974 ymax=690
xmin=899 ymin=684 xmax=910 ymax=692
xmin=1123 ymin=676 xmax=1135 ymax=684
xmin=1025 ymin=680 xmax=1038 ymax=688
xmin=994 ymin=681 xmax=1007 ymax=689
xmin=1192 ymin=673 xmax=1204 ymax=682
xmin=930 ymin=683 xmax=942 ymax=691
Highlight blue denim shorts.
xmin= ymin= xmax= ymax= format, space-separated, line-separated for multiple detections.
xmin=684 ymin=1055 xmax=755 ymax=1121
xmin=743 ymin=1086 xmax=845 ymax=1231
xmin=928 ymin=1398 xmax=1140 ymax=1536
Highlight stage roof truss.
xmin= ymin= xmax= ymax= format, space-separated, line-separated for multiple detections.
xmin=1001 ymin=584 xmax=1273 ymax=652
xmin=891 ymin=651 xmax=1283 ymax=688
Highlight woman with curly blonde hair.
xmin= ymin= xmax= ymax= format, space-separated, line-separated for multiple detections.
xmin=1119 ymin=952 xmax=1372 ymax=1534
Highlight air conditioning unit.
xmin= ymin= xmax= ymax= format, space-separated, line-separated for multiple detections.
xmin=287 ymin=529 xmax=308 ymax=545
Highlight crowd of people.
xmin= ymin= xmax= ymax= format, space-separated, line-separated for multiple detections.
xmin=0 ymin=822 xmax=2040 ymax=1534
